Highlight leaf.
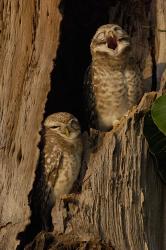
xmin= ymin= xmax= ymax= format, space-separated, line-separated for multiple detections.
xmin=144 ymin=112 xmax=166 ymax=184
xmin=151 ymin=95 xmax=166 ymax=135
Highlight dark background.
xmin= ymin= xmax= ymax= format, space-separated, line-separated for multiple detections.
xmin=44 ymin=0 xmax=112 ymax=129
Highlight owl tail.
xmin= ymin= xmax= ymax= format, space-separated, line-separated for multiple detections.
xmin=41 ymin=186 xmax=55 ymax=231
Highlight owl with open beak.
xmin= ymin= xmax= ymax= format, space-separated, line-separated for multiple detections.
xmin=84 ymin=24 xmax=144 ymax=131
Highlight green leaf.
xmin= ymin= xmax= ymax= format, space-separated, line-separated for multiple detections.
xmin=144 ymin=112 xmax=166 ymax=154
xmin=151 ymin=95 xmax=166 ymax=135
xmin=143 ymin=112 xmax=166 ymax=184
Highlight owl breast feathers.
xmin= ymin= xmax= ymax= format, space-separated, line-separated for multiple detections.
xmin=84 ymin=24 xmax=144 ymax=131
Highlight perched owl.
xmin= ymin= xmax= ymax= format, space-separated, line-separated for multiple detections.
xmin=40 ymin=112 xmax=83 ymax=229
xmin=84 ymin=24 xmax=144 ymax=131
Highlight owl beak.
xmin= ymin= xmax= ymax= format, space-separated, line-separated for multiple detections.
xmin=107 ymin=34 xmax=117 ymax=50
xmin=65 ymin=128 xmax=70 ymax=137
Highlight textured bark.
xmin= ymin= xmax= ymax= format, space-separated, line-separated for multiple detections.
xmin=155 ymin=0 xmax=166 ymax=83
xmin=25 ymin=92 xmax=166 ymax=250
xmin=160 ymin=68 xmax=166 ymax=94
xmin=0 ymin=1 xmax=61 ymax=249
xmin=0 ymin=0 xmax=166 ymax=250
xmin=50 ymin=92 xmax=165 ymax=250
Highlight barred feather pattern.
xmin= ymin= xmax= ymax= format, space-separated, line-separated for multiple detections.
xmin=84 ymin=24 xmax=144 ymax=131
xmin=33 ymin=113 xmax=83 ymax=230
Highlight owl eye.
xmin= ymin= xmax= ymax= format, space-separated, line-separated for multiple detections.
xmin=51 ymin=125 xmax=60 ymax=129
xmin=96 ymin=32 xmax=105 ymax=42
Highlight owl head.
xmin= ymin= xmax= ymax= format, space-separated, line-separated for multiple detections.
xmin=44 ymin=112 xmax=81 ymax=140
xmin=91 ymin=24 xmax=130 ymax=59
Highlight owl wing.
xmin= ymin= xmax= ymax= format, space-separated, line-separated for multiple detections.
xmin=44 ymin=148 xmax=63 ymax=187
xmin=83 ymin=65 xmax=97 ymax=130
xmin=42 ymin=148 xmax=63 ymax=228
xmin=125 ymin=57 xmax=144 ymax=106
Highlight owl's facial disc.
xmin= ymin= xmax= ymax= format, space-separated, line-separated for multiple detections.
xmin=70 ymin=119 xmax=80 ymax=131
xmin=65 ymin=119 xmax=81 ymax=139
xmin=48 ymin=119 xmax=81 ymax=140
xmin=44 ymin=113 xmax=81 ymax=140
xmin=91 ymin=24 xmax=130 ymax=57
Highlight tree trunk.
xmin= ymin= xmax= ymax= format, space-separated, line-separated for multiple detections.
xmin=0 ymin=1 xmax=61 ymax=249
xmin=49 ymin=92 xmax=164 ymax=250
xmin=0 ymin=0 xmax=166 ymax=250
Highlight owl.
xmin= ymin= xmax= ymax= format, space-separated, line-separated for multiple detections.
xmin=40 ymin=112 xmax=83 ymax=230
xmin=84 ymin=24 xmax=144 ymax=131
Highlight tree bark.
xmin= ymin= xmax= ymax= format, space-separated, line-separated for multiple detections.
xmin=50 ymin=92 xmax=164 ymax=250
xmin=0 ymin=1 xmax=61 ymax=249
xmin=0 ymin=0 xmax=166 ymax=250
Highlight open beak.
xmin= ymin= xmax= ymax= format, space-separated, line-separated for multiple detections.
xmin=107 ymin=34 xmax=118 ymax=50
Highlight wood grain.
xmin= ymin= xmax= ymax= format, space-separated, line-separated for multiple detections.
xmin=52 ymin=92 xmax=165 ymax=250
xmin=0 ymin=1 xmax=61 ymax=249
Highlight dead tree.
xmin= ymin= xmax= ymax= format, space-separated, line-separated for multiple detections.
xmin=0 ymin=0 xmax=166 ymax=249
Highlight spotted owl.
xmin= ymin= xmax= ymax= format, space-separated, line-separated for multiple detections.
xmin=40 ymin=112 xmax=83 ymax=229
xmin=84 ymin=24 xmax=144 ymax=131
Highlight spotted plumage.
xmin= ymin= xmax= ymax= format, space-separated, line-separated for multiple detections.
xmin=40 ymin=112 xmax=83 ymax=229
xmin=84 ymin=24 xmax=144 ymax=131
